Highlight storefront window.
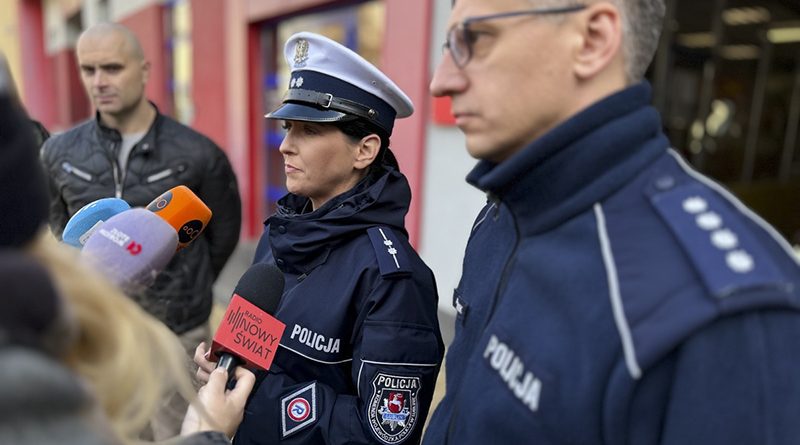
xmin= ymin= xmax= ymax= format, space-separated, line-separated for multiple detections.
xmin=652 ymin=0 xmax=800 ymax=243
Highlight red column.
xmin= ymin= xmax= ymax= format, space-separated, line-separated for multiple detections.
xmin=18 ymin=0 xmax=59 ymax=130
xmin=190 ymin=0 xmax=228 ymax=148
xmin=381 ymin=0 xmax=432 ymax=248
xmin=51 ymin=49 xmax=90 ymax=128
xmin=245 ymin=23 xmax=266 ymax=239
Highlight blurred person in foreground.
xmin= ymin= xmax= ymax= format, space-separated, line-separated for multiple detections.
xmin=39 ymin=22 xmax=242 ymax=438
xmin=0 ymin=69 xmax=253 ymax=445
xmin=0 ymin=52 xmax=50 ymax=147
xmin=423 ymin=0 xmax=800 ymax=444
xmin=194 ymin=32 xmax=444 ymax=445
xmin=7 ymin=233 xmax=255 ymax=445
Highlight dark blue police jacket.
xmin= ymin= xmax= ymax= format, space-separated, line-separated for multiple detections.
xmin=236 ymin=167 xmax=444 ymax=445
xmin=422 ymin=83 xmax=800 ymax=445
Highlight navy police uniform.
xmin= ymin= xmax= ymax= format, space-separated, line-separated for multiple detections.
xmin=234 ymin=33 xmax=444 ymax=445
xmin=422 ymin=83 xmax=800 ymax=444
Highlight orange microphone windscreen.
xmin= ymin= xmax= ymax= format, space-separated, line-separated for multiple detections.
xmin=146 ymin=185 xmax=212 ymax=250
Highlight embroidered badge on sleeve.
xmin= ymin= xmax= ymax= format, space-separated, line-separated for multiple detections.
xmin=367 ymin=373 xmax=420 ymax=444
xmin=281 ymin=382 xmax=317 ymax=438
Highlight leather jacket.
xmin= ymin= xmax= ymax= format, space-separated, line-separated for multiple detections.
xmin=41 ymin=108 xmax=241 ymax=333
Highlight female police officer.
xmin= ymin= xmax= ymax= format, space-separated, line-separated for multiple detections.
xmin=194 ymin=32 xmax=444 ymax=445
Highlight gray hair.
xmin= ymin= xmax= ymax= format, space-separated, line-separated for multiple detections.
xmin=531 ymin=0 xmax=666 ymax=83
xmin=618 ymin=0 xmax=666 ymax=82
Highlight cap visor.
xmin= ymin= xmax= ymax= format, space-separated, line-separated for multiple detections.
xmin=265 ymin=102 xmax=355 ymax=123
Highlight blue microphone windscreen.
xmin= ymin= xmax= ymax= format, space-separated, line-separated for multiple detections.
xmin=81 ymin=208 xmax=178 ymax=292
xmin=62 ymin=198 xmax=130 ymax=248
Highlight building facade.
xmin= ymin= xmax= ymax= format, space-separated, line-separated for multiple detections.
xmin=3 ymin=0 xmax=800 ymax=313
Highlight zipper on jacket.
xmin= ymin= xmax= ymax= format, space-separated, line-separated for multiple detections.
xmin=61 ymin=162 xmax=93 ymax=182
xmin=111 ymin=159 xmax=123 ymax=198
xmin=488 ymin=193 xmax=502 ymax=221
xmin=104 ymin=141 xmax=125 ymax=199
xmin=444 ymin=205 xmax=521 ymax=445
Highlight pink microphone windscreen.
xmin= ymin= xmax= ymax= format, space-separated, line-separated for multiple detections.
xmin=81 ymin=208 xmax=178 ymax=293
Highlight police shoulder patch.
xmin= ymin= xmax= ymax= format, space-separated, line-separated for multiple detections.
xmin=367 ymin=227 xmax=412 ymax=277
xmin=367 ymin=373 xmax=420 ymax=444
xmin=650 ymin=182 xmax=787 ymax=298
xmin=281 ymin=382 xmax=317 ymax=438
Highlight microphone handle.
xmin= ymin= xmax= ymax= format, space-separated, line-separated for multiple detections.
xmin=216 ymin=353 xmax=241 ymax=389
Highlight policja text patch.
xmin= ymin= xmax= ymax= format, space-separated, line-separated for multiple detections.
xmin=367 ymin=373 xmax=420 ymax=444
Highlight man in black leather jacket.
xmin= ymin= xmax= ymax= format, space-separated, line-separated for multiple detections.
xmin=39 ymin=23 xmax=241 ymax=439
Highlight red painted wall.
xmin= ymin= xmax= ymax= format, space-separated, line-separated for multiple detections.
xmin=120 ymin=5 xmax=170 ymax=114
xmin=52 ymin=48 xmax=91 ymax=128
xmin=246 ymin=0 xmax=336 ymax=22
xmin=432 ymin=96 xmax=456 ymax=126
xmin=381 ymin=0 xmax=431 ymax=248
xmin=19 ymin=0 xmax=59 ymax=130
xmin=246 ymin=24 xmax=266 ymax=239
xmin=190 ymin=0 xmax=228 ymax=148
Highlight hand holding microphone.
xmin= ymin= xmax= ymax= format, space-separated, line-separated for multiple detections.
xmin=181 ymin=366 xmax=256 ymax=439
xmin=210 ymin=263 xmax=286 ymax=374
xmin=185 ymin=263 xmax=285 ymax=439
xmin=194 ymin=263 xmax=286 ymax=385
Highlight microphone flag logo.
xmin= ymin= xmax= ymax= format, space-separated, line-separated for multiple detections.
xmin=147 ymin=190 xmax=172 ymax=212
xmin=179 ymin=219 xmax=204 ymax=244
xmin=213 ymin=294 xmax=286 ymax=371
xmin=126 ymin=241 xmax=142 ymax=255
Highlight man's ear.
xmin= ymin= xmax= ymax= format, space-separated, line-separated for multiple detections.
xmin=573 ymin=2 xmax=623 ymax=80
xmin=353 ymin=134 xmax=381 ymax=170
xmin=141 ymin=60 xmax=151 ymax=84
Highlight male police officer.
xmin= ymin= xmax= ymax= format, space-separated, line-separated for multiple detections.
xmin=423 ymin=0 xmax=800 ymax=444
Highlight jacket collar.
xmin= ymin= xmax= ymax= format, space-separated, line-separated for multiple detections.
xmin=267 ymin=167 xmax=411 ymax=275
xmin=93 ymin=101 xmax=161 ymax=155
xmin=466 ymin=82 xmax=670 ymax=235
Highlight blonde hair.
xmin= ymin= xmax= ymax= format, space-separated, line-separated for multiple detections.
xmin=26 ymin=231 xmax=197 ymax=443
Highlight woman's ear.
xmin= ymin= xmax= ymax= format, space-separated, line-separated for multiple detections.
xmin=353 ymin=134 xmax=381 ymax=170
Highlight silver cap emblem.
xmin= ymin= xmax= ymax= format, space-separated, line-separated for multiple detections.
xmin=294 ymin=39 xmax=310 ymax=67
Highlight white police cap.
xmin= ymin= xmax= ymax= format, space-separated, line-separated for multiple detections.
xmin=265 ymin=32 xmax=413 ymax=136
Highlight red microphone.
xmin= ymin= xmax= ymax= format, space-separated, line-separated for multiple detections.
xmin=146 ymin=185 xmax=212 ymax=250
xmin=210 ymin=263 xmax=286 ymax=373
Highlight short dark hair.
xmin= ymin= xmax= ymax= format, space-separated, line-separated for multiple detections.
xmin=334 ymin=118 xmax=390 ymax=151
xmin=332 ymin=118 xmax=399 ymax=171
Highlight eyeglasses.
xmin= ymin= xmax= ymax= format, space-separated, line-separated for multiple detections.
xmin=442 ymin=4 xmax=588 ymax=68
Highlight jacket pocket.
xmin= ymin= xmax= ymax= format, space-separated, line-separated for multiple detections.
xmin=360 ymin=321 xmax=441 ymax=366
xmin=61 ymin=162 xmax=93 ymax=182
xmin=146 ymin=163 xmax=187 ymax=183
